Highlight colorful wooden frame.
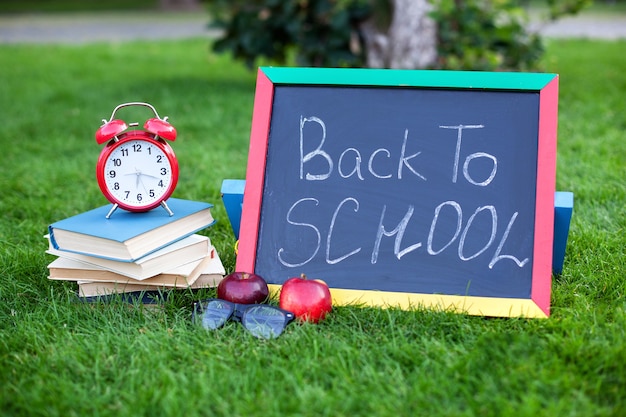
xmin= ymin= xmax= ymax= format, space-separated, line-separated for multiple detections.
xmin=236 ymin=67 xmax=559 ymax=318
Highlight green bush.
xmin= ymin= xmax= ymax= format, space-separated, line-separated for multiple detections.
xmin=433 ymin=0 xmax=544 ymax=71
xmin=208 ymin=0 xmax=370 ymax=68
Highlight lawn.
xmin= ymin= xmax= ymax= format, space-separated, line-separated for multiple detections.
xmin=0 ymin=34 xmax=625 ymax=416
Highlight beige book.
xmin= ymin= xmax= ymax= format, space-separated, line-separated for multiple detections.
xmin=48 ymin=245 xmax=224 ymax=287
xmin=46 ymin=234 xmax=211 ymax=281
xmin=77 ymin=273 xmax=224 ymax=298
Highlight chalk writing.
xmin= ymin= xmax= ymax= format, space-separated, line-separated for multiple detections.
xmin=300 ymin=116 xmax=426 ymax=182
xmin=275 ymin=115 xmax=530 ymax=272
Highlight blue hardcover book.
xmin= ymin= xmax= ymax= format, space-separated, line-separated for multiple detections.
xmin=48 ymin=198 xmax=215 ymax=262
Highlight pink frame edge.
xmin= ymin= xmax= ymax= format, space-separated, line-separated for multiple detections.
xmin=532 ymin=76 xmax=559 ymax=316
xmin=235 ymin=69 xmax=273 ymax=273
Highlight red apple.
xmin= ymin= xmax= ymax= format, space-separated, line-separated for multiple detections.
xmin=217 ymin=272 xmax=269 ymax=304
xmin=279 ymin=274 xmax=332 ymax=323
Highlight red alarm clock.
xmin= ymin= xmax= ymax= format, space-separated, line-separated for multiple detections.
xmin=95 ymin=102 xmax=179 ymax=218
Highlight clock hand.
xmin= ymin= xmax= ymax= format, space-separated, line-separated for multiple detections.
xmin=138 ymin=175 xmax=149 ymax=195
xmin=139 ymin=173 xmax=162 ymax=181
xmin=132 ymin=167 xmax=157 ymax=196
xmin=135 ymin=167 xmax=141 ymax=189
xmin=125 ymin=167 xmax=162 ymax=181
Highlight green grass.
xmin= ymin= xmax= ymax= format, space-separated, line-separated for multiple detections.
xmin=1 ymin=37 xmax=625 ymax=416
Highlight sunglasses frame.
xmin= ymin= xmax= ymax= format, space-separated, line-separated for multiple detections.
xmin=192 ymin=298 xmax=295 ymax=338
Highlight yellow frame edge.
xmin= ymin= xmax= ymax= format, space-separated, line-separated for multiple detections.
xmin=268 ymin=284 xmax=548 ymax=319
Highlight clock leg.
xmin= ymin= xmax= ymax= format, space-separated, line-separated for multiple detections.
xmin=105 ymin=204 xmax=119 ymax=219
xmin=161 ymin=201 xmax=174 ymax=216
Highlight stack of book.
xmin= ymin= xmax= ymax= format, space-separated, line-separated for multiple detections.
xmin=45 ymin=198 xmax=225 ymax=301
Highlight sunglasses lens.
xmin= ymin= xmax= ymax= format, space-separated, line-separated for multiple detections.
xmin=197 ymin=299 xmax=234 ymax=330
xmin=242 ymin=305 xmax=288 ymax=339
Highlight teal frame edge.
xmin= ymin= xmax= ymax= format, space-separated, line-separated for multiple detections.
xmin=260 ymin=66 xmax=557 ymax=91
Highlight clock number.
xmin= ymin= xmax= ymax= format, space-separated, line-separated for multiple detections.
xmin=108 ymin=170 xmax=116 ymax=178
xmin=114 ymin=182 xmax=120 ymax=190
xmin=133 ymin=143 xmax=142 ymax=153
xmin=160 ymin=168 xmax=167 ymax=176
xmin=125 ymin=191 xmax=130 ymax=199
xmin=158 ymin=180 xmax=164 ymax=187
xmin=137 ymin=193 xmax=143 ymax=202
xmin=156 ymin=155 xmax=163 ymax=163
xmin=112 ymin=158 xmax=122 ymax=167
xmin=121 ymin=148 xmax=129 ymax=157
xmin=149 ymin=190 xmax=155 ymax=198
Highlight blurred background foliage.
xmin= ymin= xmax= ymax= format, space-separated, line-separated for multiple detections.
xmin=0 ymin=0 xmax=613 ymax=71
xmin=208 ymin=0 xmax=593 ymax=71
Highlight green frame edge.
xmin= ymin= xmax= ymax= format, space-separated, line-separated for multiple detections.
xmin=260 ymin=66 xmax=557 ymax=91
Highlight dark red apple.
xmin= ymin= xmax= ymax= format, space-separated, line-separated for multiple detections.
xmin=279 ymin=274 xmax=332 ymax=323
xmin=217 ymin=272 xmax=269 ymax=304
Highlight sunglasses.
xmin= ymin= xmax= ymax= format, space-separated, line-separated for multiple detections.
xmin=192 ymin=298 xmax=295 ymax=339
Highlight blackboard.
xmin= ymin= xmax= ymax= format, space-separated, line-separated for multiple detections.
xmin=237 ymin=67 xmax=559 ymax=318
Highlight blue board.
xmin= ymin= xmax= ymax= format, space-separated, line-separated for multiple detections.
xmin=221 ymin=179 xmax=245 ymax=240
xmin=553 ymin=191 xmax=574 ymax=275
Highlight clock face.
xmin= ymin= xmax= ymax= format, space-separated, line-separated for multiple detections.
xmin=97 ymin=135 xmax=178 ymax=211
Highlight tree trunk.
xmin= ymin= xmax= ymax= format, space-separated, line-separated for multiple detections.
xmin=360 ymin=0 xmax=437 ymax=69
